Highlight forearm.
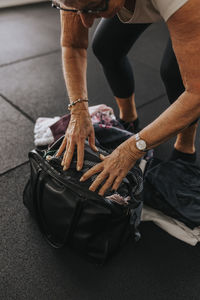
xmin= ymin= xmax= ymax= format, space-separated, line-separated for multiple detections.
xmin=60 ymin=10 xmax=89 ymax=110
xmin=62 ymin=47 xmax=88 ymax=109
xmin=138 ymin=91 xmax=200 ymax=150
xmin=130 ymin=0 xmax=200 ymax=155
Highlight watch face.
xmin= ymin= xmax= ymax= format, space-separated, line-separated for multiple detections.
xmin=136 ymin=139 xmax=147 ymax=151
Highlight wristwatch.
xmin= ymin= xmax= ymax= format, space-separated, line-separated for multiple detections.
xmin=135 ymin=133 xmax=147 ymax=152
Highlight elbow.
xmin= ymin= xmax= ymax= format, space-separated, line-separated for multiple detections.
xmin=183 ymin=89 xmax=200 ymax=121
xmin=184 ymin=75 xmax=200 ymax=96
xmin=60 ymin=33 xmax=88 ymax=50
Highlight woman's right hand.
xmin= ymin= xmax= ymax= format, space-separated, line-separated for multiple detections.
xmin=56 ymin=109 xmax=98 ymax=171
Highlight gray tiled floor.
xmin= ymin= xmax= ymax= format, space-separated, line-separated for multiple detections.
xmin=0 ymin=52 xmax=66 ymax=120
xmin=0 ymin=3 xmax=60 ymax=66
xmin=0 ymin=3 xmax=200 ymax=300
xmin=0 ymin=96 xmax=34 ymax=174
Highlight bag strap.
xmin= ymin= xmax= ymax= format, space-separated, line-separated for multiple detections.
xmin=32 ymin=169 xmax=64 ymax=248
xmin=48 ymin=135 xmax=65 ymax=151
xmin=33 ymin=168 xmax=85 ymax=249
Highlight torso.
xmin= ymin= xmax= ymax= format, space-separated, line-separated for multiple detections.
xmin=124 ymin=0 xmax=136 ymax=12
xmin=118 ymin=0 xmax=189 ymax=24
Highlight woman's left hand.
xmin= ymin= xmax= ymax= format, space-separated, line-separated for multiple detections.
xmin=80 ymin=137 xmax=144 ymax=196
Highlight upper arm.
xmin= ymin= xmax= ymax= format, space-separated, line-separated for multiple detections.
xmin=60 ymin=11 xmax=89 ymax=49
xmin=167 ymin=0 xmax=200 ymax=94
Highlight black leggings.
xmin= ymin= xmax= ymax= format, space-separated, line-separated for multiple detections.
xmin=92 ymin=16 xmax=184 ymax=104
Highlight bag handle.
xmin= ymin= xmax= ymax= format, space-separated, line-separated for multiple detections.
xmin=33 ymin=169 xmax=84 ymax=249
xmin=32 ymin=169 xmax=64 ymax=248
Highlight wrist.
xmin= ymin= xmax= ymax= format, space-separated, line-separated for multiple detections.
xmin=70 ymin=107 xmax=90 ymax=117
xmin=69 ymin=99 xmax=89 ymax=113
xmin=127 ymin=136 xmax=146 ymax=159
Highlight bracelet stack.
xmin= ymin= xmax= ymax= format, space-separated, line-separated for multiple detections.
xmin=68 ymin=99 xmax=88 ymax=110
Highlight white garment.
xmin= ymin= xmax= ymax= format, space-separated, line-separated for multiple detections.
xmin=118 ymin=0 xmax=188 ymax=23
xmin=142 ymin=205 xmax=200 ymax=246
xmin=139 ymin=158 xmax=148 ymax=173
xmin=34 ymin=117 xmax=60 ymax=146
xmin=34 ymin=104 xmax=115 ymax=146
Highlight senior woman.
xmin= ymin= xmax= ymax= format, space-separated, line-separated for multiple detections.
xmin=55 ymin=0 xmax=200 ymax=196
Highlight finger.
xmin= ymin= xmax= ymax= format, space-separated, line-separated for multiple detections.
xmin=56 ymin=136 xmax=67 ymax=157
xmin=112 ymin=175 xmax=124 ymax=192
xmin=99 ymin=154 xmax=106 ymax=161
xmin=77 ymin=140 xmax=85 ymax=171
xmin=61 ymin=140 xmax=70 ymax=166
xmin=98 ymin=174 xmax=117 ymax=196
xmin=80 ymin=163 xmax=103 ymax=182
xmin=88 ymin=171 xmax=108 ymax=192
xmin=63 ymin=142 xmax=75 ymax=171
xmin=88 ymin=131 xmax=98 ymax=152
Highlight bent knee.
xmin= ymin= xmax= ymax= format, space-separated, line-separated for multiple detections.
xmin=160 ymin=60 xmax=172 ymax=83
xmin=92 ymin=37 xmax=112 ymax=65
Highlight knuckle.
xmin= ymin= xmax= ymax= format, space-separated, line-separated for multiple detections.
xmin=71 ymin=136 xmax=76 ymax=142
xmin=106 ymin=179 xmax=113 ymax=185
xmin=115 ymin=178 xmax=121 ymax=184
xmin=66 ymin=134 xmax=70 ymax=141
xmin=79 ymin=136 xmax=85 ymax=141
xmin=96 ymin=177 xmax=103 ymax=183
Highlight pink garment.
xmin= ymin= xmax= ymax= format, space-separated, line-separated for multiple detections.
xmin=49 ymin=104 xmax=119 ymax=143
xmin=50 ymin=114 xmax=71 ymax=142
xmin=106 ymin=193 xmax=130 ymax=206
xmin=88 ymin=104 xmax=116 ymax=125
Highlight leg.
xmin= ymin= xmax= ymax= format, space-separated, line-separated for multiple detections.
xmin=160 ymin=39 xmax=198 ymax=159
xmin=92 ymin=16 xmax=150 ymax=129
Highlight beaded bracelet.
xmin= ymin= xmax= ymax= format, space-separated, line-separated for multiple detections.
xmin=68 ymin=99 xmax=88 ymax=110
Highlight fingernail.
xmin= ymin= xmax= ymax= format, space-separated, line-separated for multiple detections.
xmin=61 ymin=161 xmax=64 ymax=166
xmin=63 ymin=166 xmax=67 ymax=171
xmin=80 ymin=177 xmax=83 ymax=182
xmin=77 ymin=166 xmax=81 ymax=171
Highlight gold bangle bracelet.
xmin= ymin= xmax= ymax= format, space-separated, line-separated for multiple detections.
xmin=68 ymin=99 xmax=88 ymax=110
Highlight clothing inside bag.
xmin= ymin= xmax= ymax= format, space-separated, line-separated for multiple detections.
xmin=34 ymin=107 xmax=200 ymax=244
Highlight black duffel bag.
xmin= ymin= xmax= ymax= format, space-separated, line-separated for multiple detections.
xmin=23 ymin=136 xmax=143 ymax=264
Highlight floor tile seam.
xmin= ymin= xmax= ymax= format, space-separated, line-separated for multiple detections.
xmin=0 ymin=49 xmax=61 ymax=69
xmin=0 ymin=93 xmax=35 ymax=123
xmin=137 ymin=93 xmax=166 ymax=110
xmin=0 ymin=161 xmax=29 ymax=177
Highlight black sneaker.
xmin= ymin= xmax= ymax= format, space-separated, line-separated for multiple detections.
xmin=118 ymin=118 xmax=140 ymax=133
